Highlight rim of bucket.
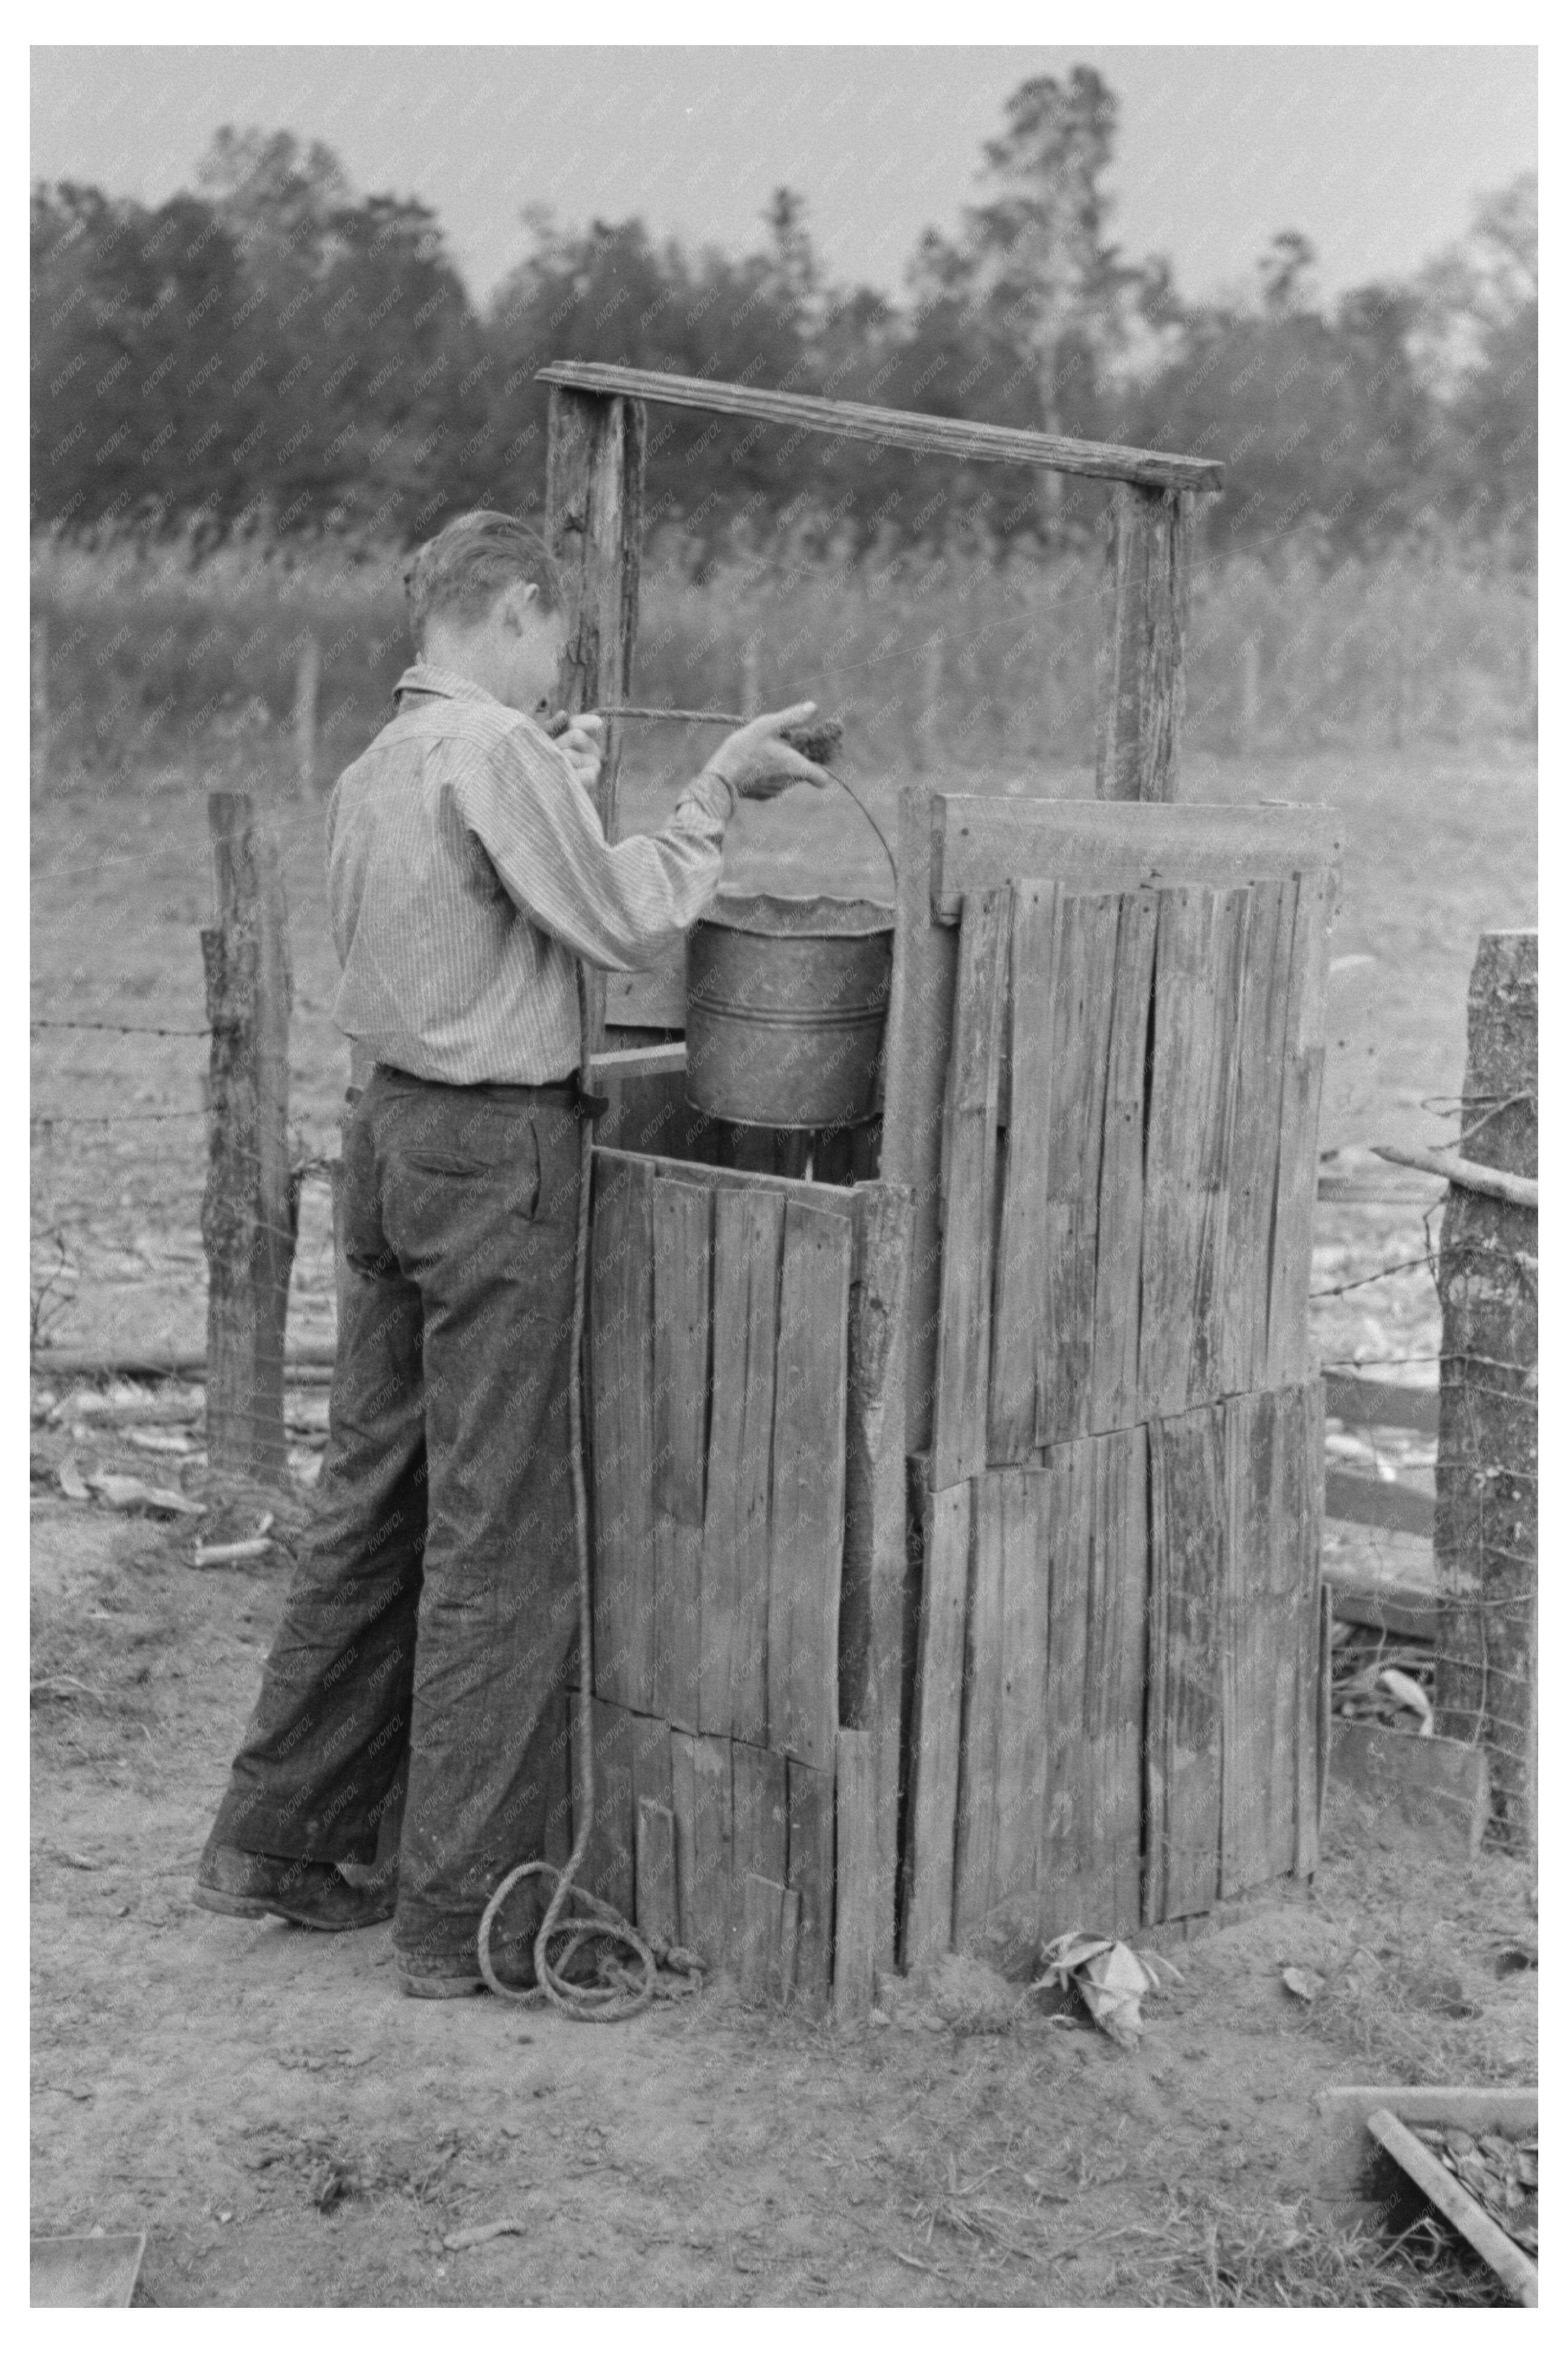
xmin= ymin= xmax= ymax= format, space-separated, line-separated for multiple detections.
xmin=697 ymin=889 xmax=896 ymax=939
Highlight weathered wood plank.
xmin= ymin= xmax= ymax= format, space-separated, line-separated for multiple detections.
xmin=953 ymin=1464 xmax=1006 ymax=1941
xmin=903 ymin=1478 xmax=971 ymax=1967
xmin=832 ymin=1729 xmax=878 ymax=2022
xmin=881 ymin=787 xmax=958 ymax=1454
xmin=1038 ymin=1437 xmax=1093 ymax=1938
xmin=650 ymin=1176 xmax=712 ymax=1525
xmin=786 ymin=1759 xmax=835 ymax=2017
xmin=700 ymin=1186 xmax=784 ymax=1742
xmin=539 ymin=358 xmax=1226 ymax=492
xmin=576 ymin=1696 xmax=636 ymax=1923
xmin=636 ymin=1798 xmax=678 ymax=1945
xmin=1146 ymin=1403 xmax=1226 ymax=1923
xmin=988 ymin=881 xmax=1059 ymax=1461
xmin=1324 ymin=1372 xmax=1441 ymax=1434
xmin=1324 ymin=1468 xmax=1435 ymax=1540
xmin=731 ymin=1738 xmax=789 ymax=1892
xmin=1266 ymin=869 xmax=1333 ymax=1387
xmin=1221 ymin=1390 xmax=1277 ymax=1897
xmin=1140 ymin=891 xmax=1221 ymax=1419
xmin=839 ymin=1181 xmax=914 ymax=1971
xmin=1081 ymin=1428 xmax=1149 ymax=1935
xmin=1220 ymin=881 xmax=1291 ymax=1397
xmin=988 ymin=1468 xmax=1045 ymax=1940
xmin=931 ymin=796 xmax=1344 ymax=922
xmin=1089 ymin=890 xmax=1160 ymax=1434
xmin=931 ymin=888 xmax=1010 ymax=1489
xmin=739 ymin=1873 xmax=787 ymax=2006
xmin=1035 ymin=894 xmax=1121 ymax=1447
xmin=670 ymin=1729 xmax=698 ymax=1949
xmin=1189 ymin=888 xmax=1251 ymax=1407
xmin=778 ymin=1887 xmax=802 ymax=2007
xmin=1095 ymin=483 xmax=1196 ymax=803
xmin=651 ymin=1176 xmax=712 ymax=1731
xmin=671 ymin=1732 xmax=734 ymax=1969
xmin=594 ymin=1145 xmax=851 ymax=1213
xmin=545 ymin=383 xmax=645 ymax=1058
xmin=587 ymin=1153 xmax=654 ymax=1708
xmin=767 ymin=1200 xmax=852 ymax=1768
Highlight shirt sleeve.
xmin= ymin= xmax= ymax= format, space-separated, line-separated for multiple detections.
xmin=454 ymin=719 xmax=735 ymax=971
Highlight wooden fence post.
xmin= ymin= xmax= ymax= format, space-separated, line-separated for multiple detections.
xmin=1094 ymin=482 xmax=1195 ymax=802
xmin=200 ymin=791 xmax=297 ymax=1478
xmin=545 ymin=385 xmax=646 ymax=1061
xmin=294 ymin=633 xmax=321 ymax=799
xmin=1433 ymin=930 xmax=1537 ymax=1857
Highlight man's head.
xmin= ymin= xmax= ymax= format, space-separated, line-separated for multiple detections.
xmin=403 ymin=510 xmax=562 ymax=713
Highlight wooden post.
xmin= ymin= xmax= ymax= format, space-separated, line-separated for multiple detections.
xmin=545 ymin=385 xmax=647 ymax=1062
xmin=1433 ymin=930 xmax=1537 ymax=1857
xmin=1094 ymin=482 xmax=1195 ymax=802
xmin=293 ymin=633 xmax=321 ymax=799
xmin=839 ymin=1181 xmax=913 ymax=1971
xmin=200 ymin=791 xmax=297 ymax=1478
xmin=742 ymin=633 xmax=762 ymax=719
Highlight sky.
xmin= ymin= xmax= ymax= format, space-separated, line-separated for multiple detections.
xmin=30 ymin=45 xmax=1537 ymax=311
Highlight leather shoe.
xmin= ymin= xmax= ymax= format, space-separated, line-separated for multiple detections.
xmin=193 ymin=1842 xmax=396 ymax=1932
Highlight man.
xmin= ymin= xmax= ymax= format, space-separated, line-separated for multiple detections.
xmin=193 ymin=508 xmax=831 ymax=1998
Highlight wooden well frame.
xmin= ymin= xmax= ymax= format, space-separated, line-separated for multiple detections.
xmin=537 ymin=363 xmax=1340 ymax=2012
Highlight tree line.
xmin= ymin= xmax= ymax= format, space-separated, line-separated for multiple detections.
xmin=31 ymin=71 xmax=1536 ymax=571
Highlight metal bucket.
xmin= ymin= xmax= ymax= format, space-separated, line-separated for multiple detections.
xmin=685 ymin=891 xmax=895 ymax=1130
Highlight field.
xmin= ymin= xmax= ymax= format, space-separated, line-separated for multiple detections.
xmin=30 ymin=569 xmax=1536 ymax=2307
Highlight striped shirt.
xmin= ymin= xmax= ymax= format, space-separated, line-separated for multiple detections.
xmin=326 ymin=664 xmax=736 ymax=1084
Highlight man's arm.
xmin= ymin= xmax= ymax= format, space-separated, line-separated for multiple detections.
xmin=456 ymin=718 xmax=735 ymax=972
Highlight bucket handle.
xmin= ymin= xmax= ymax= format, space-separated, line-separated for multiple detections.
xmin=822 ymin=764 xmax=899 ymax=895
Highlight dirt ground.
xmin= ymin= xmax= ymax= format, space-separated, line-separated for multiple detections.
xmin=28 ymin=1484 xmax=1536 ymax=2308
xmin=31 ymin=733 xmax=1536 ymax=2305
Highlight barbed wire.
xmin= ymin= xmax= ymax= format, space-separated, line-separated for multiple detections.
xmin=31 ymin=1017 xmax=211 ymax=1038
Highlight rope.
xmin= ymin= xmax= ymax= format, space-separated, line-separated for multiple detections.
xmin=475 ymin=955 xmax=658 ymax=2021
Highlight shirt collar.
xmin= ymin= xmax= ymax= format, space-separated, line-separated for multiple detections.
xmin=393 ymin=663 xmax=511 ymax=711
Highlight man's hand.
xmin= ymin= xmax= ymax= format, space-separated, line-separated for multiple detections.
xmin=706 ymin=702 xmax=835 ymax=802
xmin=545 ymin=710 xmax=605 ymax=797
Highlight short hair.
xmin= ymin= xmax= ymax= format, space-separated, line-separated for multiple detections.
xmin=403 ymin=510 xmax=559 ymax=645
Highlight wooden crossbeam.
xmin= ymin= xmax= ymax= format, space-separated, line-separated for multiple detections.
xmin=539 ymin=361 xmax=1224 ymax=494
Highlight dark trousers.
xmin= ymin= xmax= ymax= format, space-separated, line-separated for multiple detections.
xmin=207 ymin=1062 xmax=586 ymax=1970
